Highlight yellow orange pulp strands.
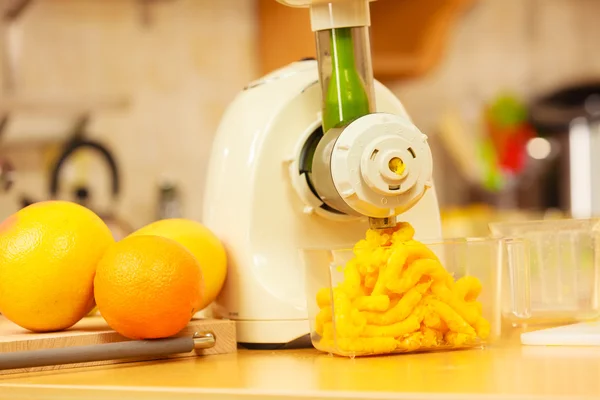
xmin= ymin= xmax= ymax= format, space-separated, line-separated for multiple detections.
xmin=314 ymin=222 xmax=490 ymax=356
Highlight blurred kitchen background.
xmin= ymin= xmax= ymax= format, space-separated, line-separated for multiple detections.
xmin=1 ymin=0 xmax=599 ymax=239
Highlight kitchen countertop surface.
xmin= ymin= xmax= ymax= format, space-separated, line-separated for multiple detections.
xmin=0 ymin=332 xmax=599 ymax=400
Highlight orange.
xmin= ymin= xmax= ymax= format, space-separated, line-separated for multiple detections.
xmin=0 ymin=201 xmax=114 ymax=332
xmin=130 ymin=219 xmax=227 ymax=311
xmin=94 ymin=235 xmax=203 ymax=340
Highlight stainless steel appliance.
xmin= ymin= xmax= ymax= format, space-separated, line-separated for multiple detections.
xmin=530 ymin=82 xmax=600 ymax=219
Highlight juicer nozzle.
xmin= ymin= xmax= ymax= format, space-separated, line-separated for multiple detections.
xmin=369 ymin=217 xmax=397 ymax=230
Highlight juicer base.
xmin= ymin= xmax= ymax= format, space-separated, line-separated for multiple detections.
xmin=234 ymin=319 xmax=311 ymax=348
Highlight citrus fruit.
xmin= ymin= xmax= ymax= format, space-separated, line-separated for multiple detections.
xmin=130 ymin=218 xmax=227 ymax=311
xmin=94 ymin=235 xmax=203 ymax=340
xmin=0 ymin=200 xmax=114 ymax=332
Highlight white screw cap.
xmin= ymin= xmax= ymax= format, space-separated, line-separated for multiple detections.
xmin=330 ymin=113 xmax=434 ymax=218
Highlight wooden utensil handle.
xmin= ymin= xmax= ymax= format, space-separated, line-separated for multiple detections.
xmin=0 ymin=333 xmax=215 ymax=371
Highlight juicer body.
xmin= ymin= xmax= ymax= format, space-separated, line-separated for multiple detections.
xmin=202 ymin=60 xmax=442 ymax=346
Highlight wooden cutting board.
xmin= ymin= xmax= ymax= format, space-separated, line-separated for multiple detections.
xmin=0 ymin=315 xmax=236 ymax=375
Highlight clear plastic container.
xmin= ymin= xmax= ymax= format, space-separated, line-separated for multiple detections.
xmin=301 ymin=237 xmax=506 ymax=357
xmin=490 ymin=218 xmax=600 ymax=324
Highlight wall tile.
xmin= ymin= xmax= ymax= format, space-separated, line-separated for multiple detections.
xmin=1 ymin=0 xmax=258 ymax=227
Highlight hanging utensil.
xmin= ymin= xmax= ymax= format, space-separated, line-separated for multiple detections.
xmin=19 ymin=115 xmax=134 ymax=239
xmin=47 ymin=137 xmax=134 ymax=240
xmin=0 ymin=157 xmax=13 ymax=193
xmin=0 ymin=114 xmax=13 ymax=194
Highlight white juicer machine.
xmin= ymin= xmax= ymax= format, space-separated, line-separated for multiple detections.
xmin=203 ymin=0 xmax=442 ymax=348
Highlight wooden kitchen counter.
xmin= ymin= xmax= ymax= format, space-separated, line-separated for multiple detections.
xmin=0 ymin=336 xmax=599 ymax=400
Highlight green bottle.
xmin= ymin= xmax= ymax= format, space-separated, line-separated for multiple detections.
xmin=322 ymin=28 xmax=371 ymax=133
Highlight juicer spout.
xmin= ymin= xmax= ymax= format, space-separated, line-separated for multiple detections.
xmin=369 ymin=217 xmax=396 ymax=230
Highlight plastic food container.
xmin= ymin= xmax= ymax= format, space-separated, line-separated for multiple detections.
xmin=301 ymin=237 xmax=506 ymax=357
xmin=490 ymin=218 xmax=600 ymax=324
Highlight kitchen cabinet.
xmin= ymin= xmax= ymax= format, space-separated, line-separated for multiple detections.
xmin=258 ymin=0 xmax=476 ymax=81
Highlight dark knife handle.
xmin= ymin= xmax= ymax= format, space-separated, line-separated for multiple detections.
xmin=0 ymin=332 xmax=215 ymax=371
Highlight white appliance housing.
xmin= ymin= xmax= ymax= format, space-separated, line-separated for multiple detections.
xmin=202 ymin=60 xmax=442 ymax=346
